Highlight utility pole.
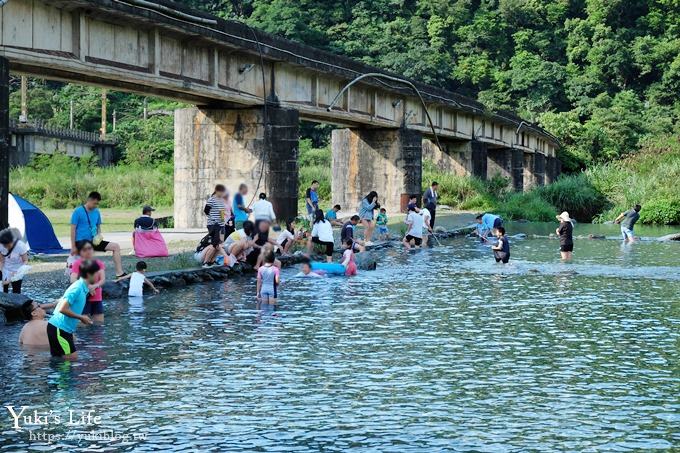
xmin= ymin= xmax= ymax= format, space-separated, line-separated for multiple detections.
xmin=69 ymin=99 xmax=74 ymax=129
xmin=19 ymin=75 xmax=27 ymax=123
xmin=100 ymin=88 xmax=107 ymax=139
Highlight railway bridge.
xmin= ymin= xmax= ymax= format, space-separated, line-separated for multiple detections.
xmin=0 ymin=0 xmax=560 ymax=226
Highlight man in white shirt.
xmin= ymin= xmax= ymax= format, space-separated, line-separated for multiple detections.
xmin=252 ymin=193 xmax=276 ymax=230
xmin=403 ymin=205 xmax=425 ymax=250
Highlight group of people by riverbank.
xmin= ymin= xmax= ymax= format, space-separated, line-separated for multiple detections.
xmin=8 ymin=179 xmax=645 ymax=360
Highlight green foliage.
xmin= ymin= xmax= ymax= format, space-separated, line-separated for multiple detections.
xmin=638 ymin=198 xmax=680 ymax=225
xmin=498 ymin=192 xmax=557 ymax=222
xmin=183 ymin=0 xmax=678 ymax=169
xmin=10 ymin=154 xmax=173 ymax=209
xmin=298 ymin=142 xmax=331 ymax=208
xmin=114 ymin=116 xmax=174 ymax=165
xmin=298 ymin=139 xmax=331 ymax=167
xmin=535 ymin=174 xmax=608 ymax=222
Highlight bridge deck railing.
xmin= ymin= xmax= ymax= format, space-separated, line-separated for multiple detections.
xmin=9 ymin=119 xmax=116 ymax=144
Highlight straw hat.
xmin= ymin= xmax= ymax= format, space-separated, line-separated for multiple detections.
xmin=556 ymin=211 xmax=572 ymax=222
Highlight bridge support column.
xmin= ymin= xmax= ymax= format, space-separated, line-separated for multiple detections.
xmin=471 ymin=141 xmax=487 ymax=180
xmin=511 ymin=148 xmax=524 ymax=191
xmin=545 ymin=156 xmax=557 ymax=184
xmin=523 ymin=152 xmax=536 ymax=191
xmin=534 ymin=153 xmax=546 ymax=187
xmin=174 ymin=106 xmax=299 ymax=229
xmin=487 ymin=148 xmax=512 ymax=182
xmin=332 ymin=128 xmax=421 ymax=213
xmin=422 ymin=139 xmax=475 ymax=176
xmin=0 ymin=57 xmax=8 ymax=229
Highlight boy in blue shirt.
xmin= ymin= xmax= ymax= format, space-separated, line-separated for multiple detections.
xmin=305 ymin=181 xmax=320 ymax=220
xmin=325 ymin=204 xmax=343 ymax=226
xmin=47 ymin=260 xmax=100 ymax=359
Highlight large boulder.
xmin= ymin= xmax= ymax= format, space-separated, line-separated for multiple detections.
xmin=658 ymin=233 xmax=680 ymax=242
xmin=102 ymin=281 xmax=125 ymax=299
xmin=356 ymin=252 xmax=377 ymax=271
xmin=0 ymin=292 xmax=32 ymax=324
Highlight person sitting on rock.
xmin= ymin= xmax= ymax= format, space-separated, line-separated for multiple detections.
xmin=19 ymin=300 xmax=55 ymax=347
xmin=224 ymin=221 xmax=256 ymax=267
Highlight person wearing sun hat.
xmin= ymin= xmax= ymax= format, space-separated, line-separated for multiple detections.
xmin=556 ymin=211 xmax=574 ymax=260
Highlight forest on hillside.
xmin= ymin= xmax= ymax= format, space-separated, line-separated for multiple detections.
xmin=179 ymin=0 xmax=680 ymax=171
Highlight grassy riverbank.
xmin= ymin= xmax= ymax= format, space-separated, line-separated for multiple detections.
xmin=44 ymin=207 xmax=174 ymax=237
xmin=10 ymin=135 xmax=680 ymax=226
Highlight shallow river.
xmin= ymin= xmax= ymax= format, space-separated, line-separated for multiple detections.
xmin=1 ymin=220 xmax=678 ymax=451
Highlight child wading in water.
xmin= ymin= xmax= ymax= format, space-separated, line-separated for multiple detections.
xmin=341 ymin=239 xmax=358 ymax=276
xmin=118 ymin=261 xmax=159 ymax=297
xmin=491 ymin=227 xmax=510 ymax=264
xmin=70 ymin=240 xmax=106 ymax=323
xmin=47 ymin=260 xmax=99 ymax=359
xmin=295 ymin=262 xmax=325 ymax=278
xmin=257 ymin=251 xmax=280 ymax=304
xmin=376 ymin=208 xmax=389 ymax=240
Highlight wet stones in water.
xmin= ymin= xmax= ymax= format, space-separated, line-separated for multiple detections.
xmin=356 ymin=253 xmax=378 ymax=271
xmin=0 ymin=292 xmax=32 ymax=324
xmin=102 ymin=281 xmax=125 ymax=299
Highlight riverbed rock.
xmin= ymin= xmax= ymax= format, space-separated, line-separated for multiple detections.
xmin=356 ymin=253 xmax=378 ymax=271
xmin=658 ymin=233 xmax=680 ymax=241
xmin=0 ymin=292 xmax=32 ymax=324
xmin=102 ymin=281 xmax=124 ymax=299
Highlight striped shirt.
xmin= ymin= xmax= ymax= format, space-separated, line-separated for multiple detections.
xmin=206 ymin=196 xmax=226 ymax=226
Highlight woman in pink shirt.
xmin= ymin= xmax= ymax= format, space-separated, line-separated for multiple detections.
xmin=70 ymin=240 xmax=106 ymax=323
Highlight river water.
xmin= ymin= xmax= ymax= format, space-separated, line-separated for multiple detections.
xmin=1 ymin=220 xmax=678 ymax=451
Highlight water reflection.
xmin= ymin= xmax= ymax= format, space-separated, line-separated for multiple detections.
xmin=1 ymin=228 xmax=679 ymax=451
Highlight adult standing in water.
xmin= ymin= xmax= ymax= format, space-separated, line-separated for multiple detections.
xmin=615 ymin=204 xmax=642 ymax=242
xmin=70 ymin=191 xmax=125 ymax=278
xmin=359 ymin=191 xmax=379 ymax=245
xmin=423 ymin=181 xmax=439 ymax=229
xmin=305 ymin=180 xmax=320 ymax=221
xmin=556 ymin=211 xmax=574 ymax=261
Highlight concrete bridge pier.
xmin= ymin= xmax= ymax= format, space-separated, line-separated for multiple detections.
xmin=174 ymin=106 xmax=299 ymax=229
xmin=471 ymin=141 xmax=488 ymax=180
xmin=523 ymin=152 xmax=547 ymax=191
xmin=545 ymin=156 xmax=558 ymax=184
xmin=486 ymin=148 xmax=513 ymax=182
xmin=534 ymin=153 xmax=546 ymax=187
xmin=511 ymin=148 xmax=524 ymax=191
xmin=422 ymin=139 xmax=472 ymax=176
xmin=523 ymin=152 xmax=536 ymax=191
xmin=331 ymin=128 xmax=422 ymax=213
xmin=0 ymin=57 xmax=8 ymax=229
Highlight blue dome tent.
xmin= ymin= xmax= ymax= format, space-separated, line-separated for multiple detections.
xmin=8 ymin=193 xmax=67 ymax=254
